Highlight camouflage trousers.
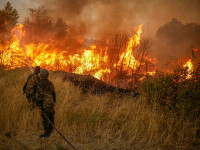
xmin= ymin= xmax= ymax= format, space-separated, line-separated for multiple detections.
xmin=26 ymin=94 xmax=37 ymax=109
xmin=41 ymin=108 xmax=55 ymax=135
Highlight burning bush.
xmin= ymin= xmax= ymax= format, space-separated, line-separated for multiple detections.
xmin=142 ymin=62 xmax=200 ymax=120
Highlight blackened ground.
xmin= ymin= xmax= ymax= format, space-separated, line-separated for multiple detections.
xmin=52 ymin=71 xmax=140 ymax=97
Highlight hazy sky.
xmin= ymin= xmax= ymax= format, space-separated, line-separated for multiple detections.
xmin=1 ymin=0 xmax=40 ymax=22
xmin=1 ymin=0 xmax=200 ymax=36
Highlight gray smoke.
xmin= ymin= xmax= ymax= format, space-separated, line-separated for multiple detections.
xmin=31 ymin=0 xmax=200 ymax=35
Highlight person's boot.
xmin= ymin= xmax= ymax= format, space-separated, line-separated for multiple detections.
xmin=39 ymin=127 xmax=52 ymax=138
xmin=39 ymin=132 xmax=50 ymax=138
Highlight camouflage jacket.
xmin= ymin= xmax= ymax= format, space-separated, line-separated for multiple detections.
xmin=36 ymin=78 xmax=56 ymax=112
xmin=24 ymin=72 xmax=40 ymax=96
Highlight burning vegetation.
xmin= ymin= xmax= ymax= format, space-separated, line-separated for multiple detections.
xmin=0 ymin=3 xmax=199 ymax=90
xmin=0 ymin=21 xmax=198 ymax=88
xmin=0 ymin=1 xmax=199 ymax=121
xmin=0 ymin=9 xmax=157 ymax=89
xmin=0 ymin=1 xmax=200 ymax=149
xmin=0 ymin=24 xmax=143 ymax=77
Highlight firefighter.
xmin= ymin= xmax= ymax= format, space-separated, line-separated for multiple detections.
xmin=35 ymin=69 xmax=56 ymax=137
xmin=23 ymin=66 xmax=40 ymax=107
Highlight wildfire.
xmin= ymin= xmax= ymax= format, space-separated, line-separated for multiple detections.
xmin=0 ymin=24 xmax=26 ymax=69
xmin=114 ymin=25 xmax=143 ymax=73
xmin=192 ymin=48 xmax=199 ymax=52
xmin=183 ymin=59 xmax=193 ymax=79
xmin=69 ymin=45 xmax=110 ymax=75
xmin=147 ymin=71 xmax=156 ymax=76
xmin=94 ymin=69 xmax=111 ymax=79
xmin=0 ymin=24 xmax=147 ymax=81
xmin=1 ymin=23 xmax=195 ymax=86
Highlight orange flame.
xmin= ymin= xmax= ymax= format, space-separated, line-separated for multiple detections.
xmin=114 ymin=24 xmax=143 ymax=73
xmin=94 ymin=68 xmax=111 ymax=79
xmin=183 ymin=59 xmax=193 ymax=79
xmin=147 ymin=71 xmax=156 ymax=76
xmin=192 ymin=48 xmax=199 ymax=52
xmin=0 ymin=24 xmax=147 ymax=80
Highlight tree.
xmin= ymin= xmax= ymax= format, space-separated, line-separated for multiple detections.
xmin=0 ymin=2 xmax=19 ymax=42
xmin=24 ymin=7 xmax=69 ymax=43
xmin=24 ymin=7 xmax=54 ymax=43
xmin=34 ymin=7 xmax=53 ymax=31
xmin=55 ymin=18 xmax=68 ymax=37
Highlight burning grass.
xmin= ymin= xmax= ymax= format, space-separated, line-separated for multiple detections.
xmin=0 ymin=24 xmax=157 ymax=89
xmin=0 ymin=68 xmax=199 ymax=149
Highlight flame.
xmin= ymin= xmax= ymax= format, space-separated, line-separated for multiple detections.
xmin=114 ymin=24 xmax=143 ymax=73
xmin=192 ymin=48 xmax=199 ymax=52
xmin=68 ymin=45 xmax=109 ymax=78
xmin=143 ymin=56 xmax=157 ymax=64
xmin=0 ymin=24 xmax=149 ymax=81
xmin=139 ymin=71 xmax=156 ymax=81
xmin=4 ymin=23 xmax=196 ymax=83
xmin=0 ymin=24 xmax=26 ymax=69
xmin=94 ymin=68 xmax=111 ymax=79
xmin=147 ymin=71 xmax=156 ymax=76
xmin=183 ymin=59 xmax=193 ymax=79
xmin=77 ymin=38 xmax=83 ymax=44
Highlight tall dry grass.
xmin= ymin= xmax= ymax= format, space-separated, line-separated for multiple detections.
xmin=0 ymin=68 xmax=199 ymax=149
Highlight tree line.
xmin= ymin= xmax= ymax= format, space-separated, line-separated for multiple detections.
xmin=0 ymin=2 xmax=68 ymax=45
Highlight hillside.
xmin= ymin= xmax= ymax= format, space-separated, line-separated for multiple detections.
xmin=0 ymin=68 xmax=199 ymax=149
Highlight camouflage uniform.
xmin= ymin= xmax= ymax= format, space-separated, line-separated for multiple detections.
xmin=36 ymin=69 xmax=56 ymax=137
xmin=23 ymin=67 xmax=40 ymax=105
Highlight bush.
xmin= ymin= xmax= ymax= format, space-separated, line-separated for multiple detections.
xmin=142 ymin=64 xmax=200 ymax=120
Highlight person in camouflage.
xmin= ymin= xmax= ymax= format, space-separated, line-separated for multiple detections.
xmin=35 ymin=69 xmax=56 ymax=138
xmin=23 ymin=66 xmax=40 ymax=107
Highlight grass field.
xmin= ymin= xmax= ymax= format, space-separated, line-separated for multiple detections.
xmin=0 ymin=68 xmax=199 ymax=149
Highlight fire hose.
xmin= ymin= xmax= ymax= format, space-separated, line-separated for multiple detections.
xmin=40 ymin=109 xmax=77 ymax=150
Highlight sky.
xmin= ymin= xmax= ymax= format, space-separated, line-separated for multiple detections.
xmin=1 ymin=0 xmax=40 ymax=22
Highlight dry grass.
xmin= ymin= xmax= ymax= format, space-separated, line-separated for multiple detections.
xmin=0 ymin=68 xmax=199 ymax=150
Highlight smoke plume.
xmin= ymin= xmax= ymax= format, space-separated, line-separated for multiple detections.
xmin=31 ymin=0 xmax=200 ymax=36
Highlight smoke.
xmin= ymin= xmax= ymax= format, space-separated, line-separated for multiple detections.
xmin=13 ymin=26 xmax=34 ymax=72
xmin=153 ymin=18 xmax=200 ymax=68
xmin=30 ymin=0 xmax=200 ymax=36
xmin=3 ymin=0 xmax=200 ymax=36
